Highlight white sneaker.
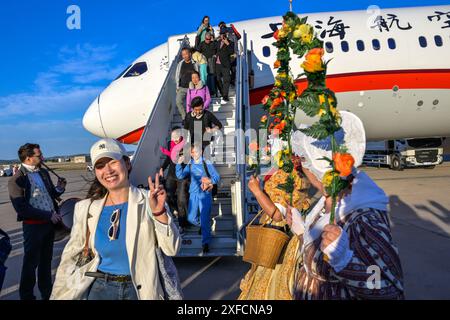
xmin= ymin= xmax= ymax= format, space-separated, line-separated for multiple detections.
xmin=220 ymin=99 xmax=228 ymax=105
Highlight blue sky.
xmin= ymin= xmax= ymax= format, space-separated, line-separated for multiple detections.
xmin=0 ymin=0 xmax=447 ymax=160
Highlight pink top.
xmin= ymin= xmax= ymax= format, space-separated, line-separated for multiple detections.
xmin=186 ymin=83 xmax=211 ymax=113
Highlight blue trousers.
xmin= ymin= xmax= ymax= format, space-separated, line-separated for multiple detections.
xmin=187 ymin=192 xmax=212 ymax=245
xmin=87 ymin=278 xmax=138 ymax=300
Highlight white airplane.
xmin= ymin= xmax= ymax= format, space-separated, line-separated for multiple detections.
xmin=83 ymin=5 xmax=450 ymax=143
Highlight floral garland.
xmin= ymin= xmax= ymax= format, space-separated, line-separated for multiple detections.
xmin=252 ymin=11 xmax=355 ymax=223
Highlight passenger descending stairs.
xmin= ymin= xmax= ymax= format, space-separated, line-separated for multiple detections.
xmin=169 ymin=89 xmax=238 ymax=256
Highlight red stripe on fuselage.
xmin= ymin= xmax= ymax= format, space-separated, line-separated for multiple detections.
xmin=249 ymin=69 xmax=450 ymax=105
xmin=118 ymin=69 xmax=450 ymax=144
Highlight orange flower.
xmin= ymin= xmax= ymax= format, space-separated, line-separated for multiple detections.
xmin=274 ymin=120 xmax=287 ymax=132
xmin=301 ymin=48 xmax=325 ymax=73
xmin=273 ymin=29 xmax=279 ymax=40
xmin=280 ymin=91 xmax=287 ymax=98
xmin=333 ymin=153 xmax=355 ymax=177
xmin=260 ymin=115 xmax=268 ymax=123
xmin=262 ymin=95 xmax=270 ymax=105
xmin=270 ymin=97 xmax=284 ymax=110
xmin=249 ymin=142 xmax=259 ymax=152
xmin=274 ymin=60 xmax=281 ymax=69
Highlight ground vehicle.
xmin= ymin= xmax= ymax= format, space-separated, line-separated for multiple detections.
xmin=363 ymin=138 xmax=444 ymax=170
xmin=0 ymin=166 xmax=13 ymax=177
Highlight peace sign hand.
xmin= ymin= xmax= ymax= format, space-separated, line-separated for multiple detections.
xmin=148 ymin=174 xmax=167 ymax=213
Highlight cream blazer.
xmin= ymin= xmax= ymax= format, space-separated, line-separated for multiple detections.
xmin=50 ymin=185 xmax=181 ymax=300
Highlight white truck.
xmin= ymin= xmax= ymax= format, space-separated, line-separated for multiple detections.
xmin=363 ymin=138 xmax=445 ymax=170
xmin=0 ymin=165 xmax=13 ymax=177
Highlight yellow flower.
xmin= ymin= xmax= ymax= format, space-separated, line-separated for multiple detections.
xmin=319 ymin=108 xmax=326 ymax=117
xmin=318 ymin=94 xmax=337 ymax=116
xmin=275 ymin=80 xmax=282 ymax=87
xmin=289 ymin=91 xmax=296 ymax=102
xmin=278 ymin=72 xmax=287 ymax=79
xmin=301 ymin=48 xmax=325 ymax=73
xmin=293 ymin=24 xmax=314 ymax=44
xmin=278 ymin=28 xmax=288 ymax=38
xmin=318 ymin=94 xmax=326 ymax=105
xmin=322 ymin=170 xmax=339 ymax=188
xmin=278 ymin=160 xmax=284 ymax=168
xmin=330 ymin=106 xmax=338 ymax=116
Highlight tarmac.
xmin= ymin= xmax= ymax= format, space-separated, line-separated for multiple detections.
xmin=1 ymin=163 xmax=449 ymax=300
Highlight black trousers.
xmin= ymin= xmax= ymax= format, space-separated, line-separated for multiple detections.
xmin=165 ymin=177 xmax=190 ymax=228
xmin=19 ymin=223 xmax=54 ymax=300
xmin=215 ymin=64 xmax=231 ymax=100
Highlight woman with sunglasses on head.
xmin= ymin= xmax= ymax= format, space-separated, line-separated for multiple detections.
xmin=51 ymin=138 xmax=181 ymax=300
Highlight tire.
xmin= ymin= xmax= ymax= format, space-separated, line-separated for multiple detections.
xmin=390 ymin=156 xmax=404 ymax=171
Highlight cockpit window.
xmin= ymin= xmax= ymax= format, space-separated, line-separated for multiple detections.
xmin=115 ymin=65 xmax=131 ymax=80
xmin=124 ymin=62 xmax=148 ymax=78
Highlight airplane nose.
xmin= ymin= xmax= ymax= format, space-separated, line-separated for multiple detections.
xmin=83 ymin=97 xmax=106 ymax=138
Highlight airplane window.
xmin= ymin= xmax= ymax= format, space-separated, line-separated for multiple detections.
xmin=388 ymin=38 xmax=396 ymax=50
xmin=435 ymin=35 xmax=443 ymax=47
xmin=325 ymin=42 xmax=334 ymax=53
xmin=341 ymin=41 xmax=349 ymax=52
xmin=419 ymin=36 xmax=427 ymax=48
xmin=124 ymin=62 xmax=148 ymax=78
xmin=115 ymin=65 xmax=131 ymax=80
xmin=263 ymin=46 xmax=271 ymax=57
xmin=372 ymin=39 xmax=381 ymax=51
xmin=356 ymin=40 xmax=365 ymax=51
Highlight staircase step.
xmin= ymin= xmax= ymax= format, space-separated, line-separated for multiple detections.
xmin=211 ymin=202 xmax=233 ymax=217
xmin=209 ymin=103 xmax=236 ymax=113
xmin=179 ymin=232 xmax=236 ymax=250
xmin=212 ymin=215 xmax=235 ymax=232
xmin=173 ymin=110 xmax=235 ymax=123
xmin=175 ymin=247 xmax=237 ymax=257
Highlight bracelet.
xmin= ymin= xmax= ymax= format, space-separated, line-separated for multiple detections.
xmin=152 ymin=207 xmax=167 ymax=217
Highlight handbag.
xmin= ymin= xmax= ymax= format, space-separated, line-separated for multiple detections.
xmin=202 ymin=160 xmax=218 ymax=197
xmin=155 ymin=242 xmax=184 ymax=300
xmin=75 ymin=202 xmax=94 ymax=268
xmin=142 ymin=190 xmax=183 ymax=300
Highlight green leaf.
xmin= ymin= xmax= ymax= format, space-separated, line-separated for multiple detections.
xmin=300 ymin=122 xmax=331 ymax=140
xmin=297 ymin=94 xmax=320 ymax=117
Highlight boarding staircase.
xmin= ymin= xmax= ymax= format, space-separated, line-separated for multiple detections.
xmin=130 ymin=34 xmax=253 ymax=257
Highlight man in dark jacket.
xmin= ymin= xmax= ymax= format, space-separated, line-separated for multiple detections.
xmin=8 ymin=143 xmax=66 ymax=300
xmin=184 ymin=96 xmax=223 ymax=152
xmin=198 ymin=32 xmax=218 ymax=97
xmin=215 ymin=31 xmax=235 ymax=103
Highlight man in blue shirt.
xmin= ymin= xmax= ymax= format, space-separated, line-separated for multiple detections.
xmin=176 ymin=144 xmax=220 ymax=254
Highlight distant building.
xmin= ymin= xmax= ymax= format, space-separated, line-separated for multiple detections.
xmin=71 ymin=156 xmax=89 ymax=163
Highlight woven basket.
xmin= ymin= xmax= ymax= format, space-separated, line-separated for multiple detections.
xmin=243 ymin=211 xmax=290 ymax=269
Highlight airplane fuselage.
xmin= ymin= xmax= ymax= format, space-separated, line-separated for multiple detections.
xmin=82 ymin=5 xmax=450 ymax=143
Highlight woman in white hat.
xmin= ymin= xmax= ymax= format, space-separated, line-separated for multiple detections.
xmin=289 ymin=111 xmax=404 ymax=300
xmin=51 ymin=138 xmax=181 ymax=300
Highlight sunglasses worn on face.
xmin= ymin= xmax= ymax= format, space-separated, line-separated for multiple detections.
xmin=108 ymin=208 xmax=121 ymax=241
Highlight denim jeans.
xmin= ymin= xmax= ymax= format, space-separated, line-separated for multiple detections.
xmin=87 ymin=278 xmax=138 ymax=300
